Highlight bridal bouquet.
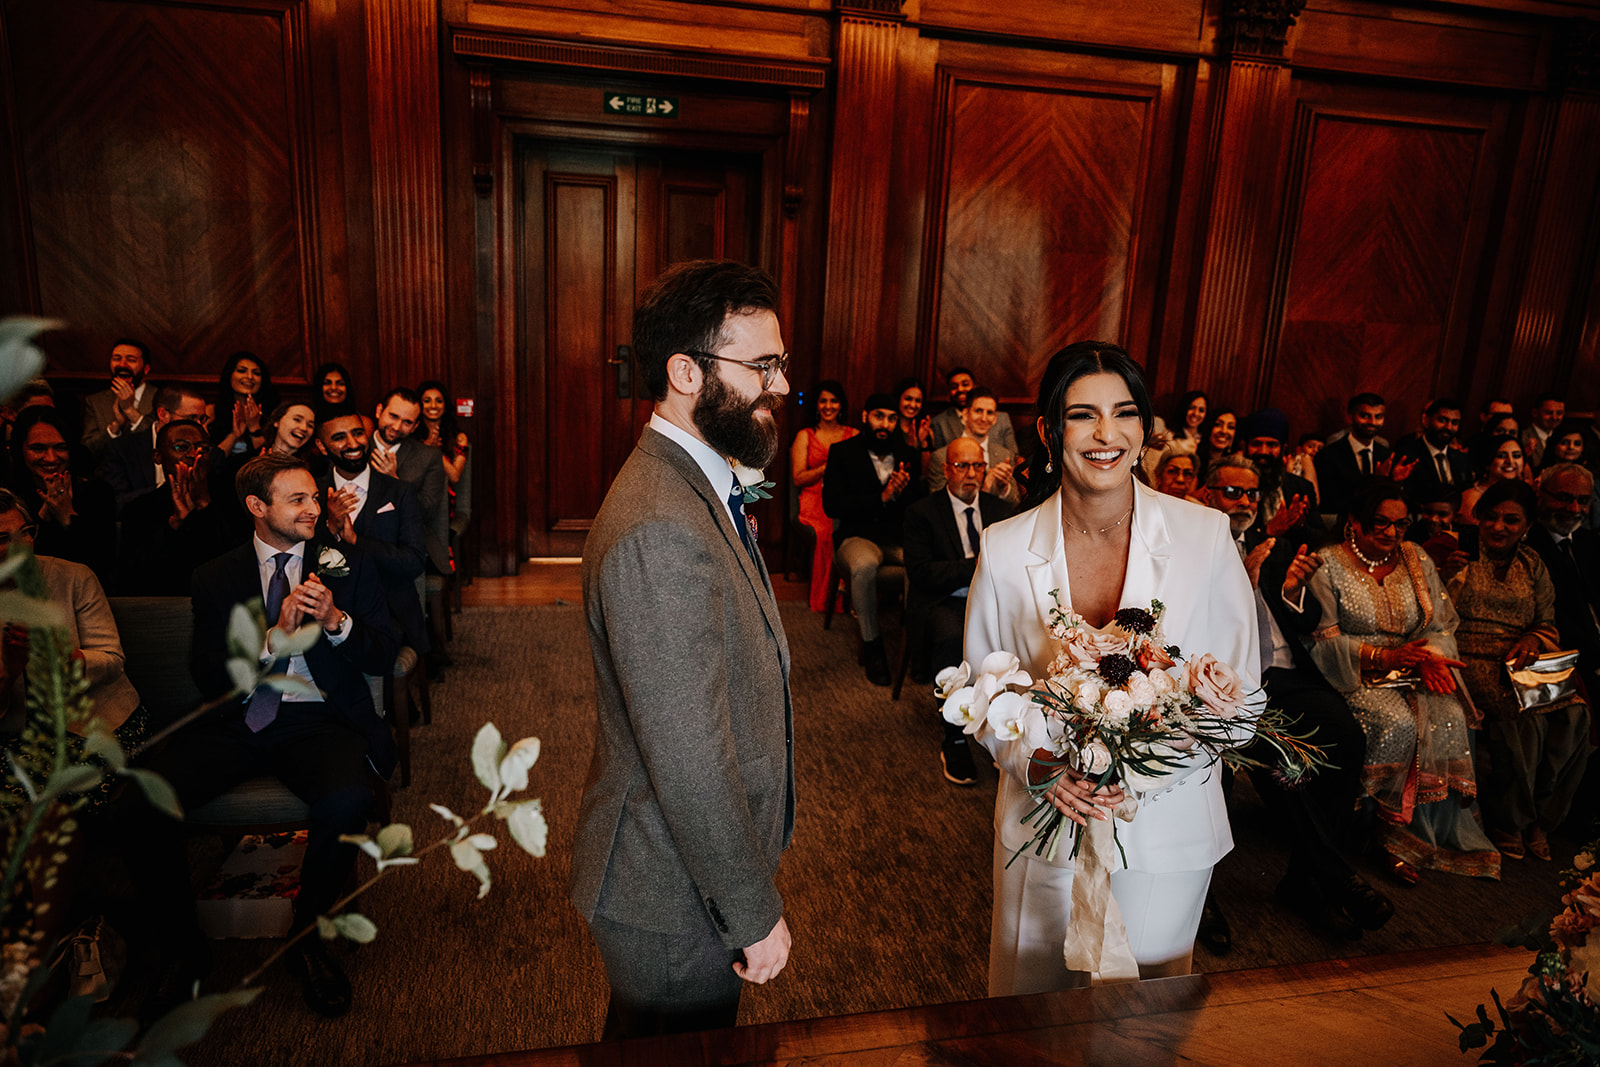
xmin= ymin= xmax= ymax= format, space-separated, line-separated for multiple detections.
xmin=938 ymin=593 xmax=1324 ymax=868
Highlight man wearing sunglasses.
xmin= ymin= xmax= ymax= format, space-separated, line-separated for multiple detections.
xmin=575 ymin=260 xmax=796 ymax=1040
xmin=1201 ymin=455 xmax=1393 ymax=944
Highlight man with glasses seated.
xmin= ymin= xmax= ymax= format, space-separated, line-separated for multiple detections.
xmin=1200 ymin=456 xmax=1393 ymax=943
xmin=115 ymin=418 xmax=239 ymax=594
xmin=924 ymin=387 xmax=1020 ymax=505
xmin=1529 ymin=464 xmax=1600 ymax=690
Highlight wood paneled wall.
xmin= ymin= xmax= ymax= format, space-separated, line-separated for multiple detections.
xmin=3 ymin=0 xmax=1599 ymax=573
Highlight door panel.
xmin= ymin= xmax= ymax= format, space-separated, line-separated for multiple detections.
xmin=517 ymin=142 xmax=757 ymax=557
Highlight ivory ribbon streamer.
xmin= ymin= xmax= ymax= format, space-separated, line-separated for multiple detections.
xmin=1061 ymin=813 xmax=1139 ymax=982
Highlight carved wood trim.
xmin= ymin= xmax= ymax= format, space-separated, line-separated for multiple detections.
xmin=783 ymin=91 xmax=809 ymax=218
xmin=1218 ymin=0 xmax=1306 ymax=60
xmin=451 ymin=31 xmax=828 ymax=90
xmin=368 ymin=0 xmax=448 ymax=386
xmin=835 ymin=0 xmax=906 ymax=21
xmin=0 ymin=7 xmax=40 ymax=314
xmin=470 ymin=63 xmax=494 ymax=197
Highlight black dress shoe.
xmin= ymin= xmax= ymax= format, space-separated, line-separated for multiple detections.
xmin=1275 ymin=878 xmax=1361 ymax=941
xmin=287 ymin=937 xmax=352 ymax=1017
xmin=1340 ymin=876 xmax=1395 ymax=930
xmin=862 ymin=639 xmax=891 ymax=687
xmin=1196 ymin=893 xmax=1231 ymax=956
xmin=941 ymin=732 xmax=978 ymax=785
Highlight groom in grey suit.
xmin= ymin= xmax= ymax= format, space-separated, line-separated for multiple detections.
xmin=573 ymin=260 xmax=796 ymax=1039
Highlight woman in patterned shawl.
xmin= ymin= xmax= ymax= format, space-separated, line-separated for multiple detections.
xmin=1305 ymin=478 xmax=1500 ymax=886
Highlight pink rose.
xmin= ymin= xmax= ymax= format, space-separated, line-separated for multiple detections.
xmin=1182 ymin=654 xmax=1245 ymax=719
xmin=1063 ymin=625 xmax=1129 ymax=671
xmin=1136 ymin=643 xmax=1175 ymax=672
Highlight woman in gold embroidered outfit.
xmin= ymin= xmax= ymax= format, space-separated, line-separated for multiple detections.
xmin=1305 ymin=478 xmax=1499 ymax=885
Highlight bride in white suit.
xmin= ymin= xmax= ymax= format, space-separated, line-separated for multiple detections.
xmin=963 ymin=342 xmax=1259 ymax=995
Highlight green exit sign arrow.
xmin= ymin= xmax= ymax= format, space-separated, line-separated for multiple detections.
xmin=603 ymin=93 xmax=679 ymax=117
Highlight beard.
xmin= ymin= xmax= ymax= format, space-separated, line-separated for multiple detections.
xmin=1252 ymin=454 xmax=1286 ymax=495
xmin=327 ymin=446 xmax=370 ymax=477
xmin=866 ymin=427 xmax=896 ymax=457
xmin=1228 ymin=509 xmax=1257 ymax=535
xmin=1543 ymin=508 xmax=1584 ymax=537
xmin=693 ymin=367 xmax=781 ymax=470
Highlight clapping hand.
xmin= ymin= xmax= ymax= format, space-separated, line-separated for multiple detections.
xmin=1266 ymin=494 xmax=1309 ymax=537
xmin=39 ymin=472 xmax=74 ymax=525
xmin=168 ymin=460 xmax=210 ymax=525
xmin=1244 ymin=538 xmax=1275 ymax=589
xmin=882 ymin=463 xmax=910 ymax=502
xmin=279 ymin=573 xmax=341 ymax=634
xmin=109 ymin=375 xmax=139 ymax=430
xmin=914 ymin=417 xmax=933 ymax=450
xmin=985 ymin=459 xmax=1015 ymax=496
xmin=371 ymin=447 xmax=397 ymax=477
xmin=325 ymin=486 xmax=360 ymax=543
xmin=1281 ymin=542 xmax=1322 ymax=600
xmin=1376 ymin=454 xmax=1418 ymax=482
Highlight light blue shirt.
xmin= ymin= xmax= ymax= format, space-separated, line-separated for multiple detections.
xmin=649 ymin=413 xmax=740 ymax=527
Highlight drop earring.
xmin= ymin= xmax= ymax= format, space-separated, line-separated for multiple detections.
xmin=1045 ymin=461 xmax=1053 ymax=473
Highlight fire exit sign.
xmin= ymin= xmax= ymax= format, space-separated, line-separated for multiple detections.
xmin=603 ymin=93 xmax=678 ymax=117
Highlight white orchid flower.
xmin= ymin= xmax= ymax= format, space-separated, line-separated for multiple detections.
xmin=934 ymin=661 xmax=971 ymax=699
xmin=984 ymin=691 xmax=1034 ymax=742
xmin=977 ymin=651 xmax=1032 ymax=689
xmin=941 ymin=686 xmax=978 ymax=728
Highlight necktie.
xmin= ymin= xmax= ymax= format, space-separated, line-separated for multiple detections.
xmin=964 ymin=506 xmax=980 ymax=558
xmin=1437 ymin=454 xmax=1451 ymax=486
xmin=244 ymin=552 xmax=292 ymax=732
xmin=727 ymin=485 xmax=759 ymax=566
xmin=1359 ymin=449 xmax=1372 ymax=476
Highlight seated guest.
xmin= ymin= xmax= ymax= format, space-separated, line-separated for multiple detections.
xmin=790 ymin=380 xmax=857 ymax=613
xmin=1318 ymin=393 xmax=1392 ymax=520
xmin=1536 ymin=421 xmax=1598 ymax=529
xmin=1196 ymin=406 xmax=1239 ymax=477
xmin=1446 ymin=479 xmax=1590 ymax=862
xmin=80 ymin=338 xmax=156 ymax=457
xmin=311 ymin=361 xmax=353 ymax=418
xmin=925 ymin=387 xmax=1019 ymax=505
xmin=116 ymin=419 xmax=240 ymax=594
xmin=1151 ymin=447 xmax=1202 ymax=503
xmin=315 ymin=406 xmax=428 ymax=655
xmin=1458 ymin=434 xmax=1525 ymax=523
xmin=1200 ymin=457 xmax=1392 ymax=939
xmin=7 ymin=407 xmax=115 ymax=579
xmin=1522 ymin=392 xmax=1565 ymax=470
xmin=1470 ymin=412 xmax=1521 ymax=472
xmin=127 ymin=452 xmax=399 ymax=1017
xmin=1240 ymin=407 xmax=1317 ymax=530
xmin=416 ymin=380 xmax=469 ymax=486
xmin=891 ymin=376 xmax=933 ymax=454
xmin=1168 ymin=390 xmax=1208 ymax=453
xmin=822 ymin=392 xmax=925 ymax=685
xmin=1305 ymin=479 xmax=1498 ymax=885
xmin=371 ymin=388 xmax=449 ymax=577
xmin=210 ymin=351 xmax=277 ymax=456
xmin=1406 ymin=487 xmax=1466 ymax=573
xmin=929 ymin=367 xmax=1016 ymax=452
xmin=1394 ymin=397 xmax=1472 ymax=499
xmin=102 ymin=385 xmax=210 ymax=511
xmin=265 ymin=402 xmax=317 ymax=458
xmin=903 ymin=437 xmax=1013 ymax=785
xmin=1526 ymin=463 xmax=1600 ymax=690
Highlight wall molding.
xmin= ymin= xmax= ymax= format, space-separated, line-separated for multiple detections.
xmin=450 ymin=31 xmax=828 ymax=90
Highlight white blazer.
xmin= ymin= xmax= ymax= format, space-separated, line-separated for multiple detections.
xmin=962 ymin=479 xmax=1260 ymax=874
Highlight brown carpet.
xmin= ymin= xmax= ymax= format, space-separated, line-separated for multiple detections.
xmin=180 ymin=603 xmax=1569 ymax=1066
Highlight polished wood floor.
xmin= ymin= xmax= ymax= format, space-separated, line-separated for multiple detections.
xmin=414 ymin=942 xmax=1525 ymax=1066
xmin=462 ymin=559 xmax=809 ymax=607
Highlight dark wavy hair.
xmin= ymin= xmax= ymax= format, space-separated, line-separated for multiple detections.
xmin=312 ymin=361 xmax=353 ymax=414
xmin=808 ymin=380 xmax=847 ymax=427
xmin=1538 ymin=420 xmax=1592 ymax=473
xmin=1344 ymin=476 xmax=1408 ymax=533
xmin=211 ymin=351 xmax=279 ymax=444
xmin=633 ymin=260 xmax=779 ymax=402
xmin=1171 ymin=389 xmax=1208 ymax=442
xmin=1472 ymin=477 xmax=1538 ymax=524
xmin=414 ymin=379 xmax=461 ymax=450
xmin=1027 ymin=341 xmax=1153 ymax=509
xmin=8 ymin=406 xmax=80 ymax=494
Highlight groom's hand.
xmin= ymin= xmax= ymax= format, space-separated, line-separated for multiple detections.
xmin=733 ymin=916 xmax=791 ymax=984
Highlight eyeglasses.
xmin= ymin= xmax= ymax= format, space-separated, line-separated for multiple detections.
xmin=1214 ymin=486 xmax=1261 ymax=502
xmin=684 ymin=350 xmax=791 ymax=391
xmin=0 ymin=527 xmax=37 ymax=547
xmin=949 ymin=461 xmax=988 ymax=473
xmin=165 ymin=438 xmax=204 ymax=456
xmin=1365 ymin=517 xmax=1413 ymax=533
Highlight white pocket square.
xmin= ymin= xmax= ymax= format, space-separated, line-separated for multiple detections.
xmin=376 ymin=502 xmax=396 ymax=514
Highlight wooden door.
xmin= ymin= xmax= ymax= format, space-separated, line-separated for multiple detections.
xmin=516 ymin=142 xmax=757 ymax=557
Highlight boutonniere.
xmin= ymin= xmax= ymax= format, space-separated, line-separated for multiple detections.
xmin=318 ymin=545 xmax=350 ymax=578
xmin=733 ymin=463 xmax=774 ymax=505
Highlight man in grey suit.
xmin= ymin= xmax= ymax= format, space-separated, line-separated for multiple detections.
xmin=81 ymin=338 xmax=157 ymax=456
xmin=370 ymin=388 xmax=450 ymax=574
xmin=574 ymin=259 xmax=795 ymax=1039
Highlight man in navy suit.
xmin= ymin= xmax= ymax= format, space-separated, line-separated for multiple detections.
xmin=133 ymin=452 xmax=399 ymax=1017
xmin=903 ymin=436 xmax=1013 ymax=784
xmin=1319 ymin=392 xmax=1394 ymax=520
xmin=315 ymin=405 xmax=429 ymax=654
xmin=1393 ymin=397 xmax=1473 ymax=499
xmin=100 ymin=384 xmax=210 ymax=511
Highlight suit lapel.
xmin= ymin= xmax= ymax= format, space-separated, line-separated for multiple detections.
xmin=1026 ymin=495 xmax=1068 ymax=628
xmin=638 ymin=428 xmax=787 ymax=666
xmin=1119 ymin=481 xmax=1173 ymax=613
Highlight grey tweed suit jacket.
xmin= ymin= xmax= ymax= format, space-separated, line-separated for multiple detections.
xmin=572 ymin=426 xmax=795 ymax=951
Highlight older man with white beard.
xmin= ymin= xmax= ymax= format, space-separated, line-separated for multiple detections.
xmin=1528 ymin=463 xmax=1600 ymax=688
xmin=1201 ymin=456 xmax=1393 ymax=944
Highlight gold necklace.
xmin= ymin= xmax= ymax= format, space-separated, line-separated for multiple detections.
xmin=1066 ymin=506 xmax=1133 ymax=537
xmin=1348 ymin=536 xmax=1393 ymax=571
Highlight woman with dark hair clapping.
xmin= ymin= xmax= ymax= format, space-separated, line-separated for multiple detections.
xmin=210 ymin=351 xmax=278 ymax=455
xmin=6 ymin=406 xmax=115 ymax=578
xmin=416 ymin=380 xmax=469 ymax=485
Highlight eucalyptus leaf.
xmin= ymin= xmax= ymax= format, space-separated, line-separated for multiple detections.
xmin=7 ymin=751 xmax=36 ymax=801
xmin=450 ymin=838 xmax=492 ymax=898
xmin=83 ymin=724 xmax=126 ymax=773
xmin=430 ymin=802 xmax=462 ymax=826
xmin=131 ymin=988 xmax=260 ymax=1060
xmin=37 ymin=993 xmax=97 ymax=1061
xmin=124 ymin=768 xmax=183 ymax=819
xmin=42 ymin=763 xmax=103 ymax=801
xmin=56 ymin=1016 xmax=141 ymax=1067
xmin=376 ymin=822 xmax=413 ymax=859
xmin=505 ymin=801 xmax=548 ymax=857
xmin=471 ymin=722 xmax=505 ymax=793
xmin=226 ymin=658 xmax=258 ymax=695
xmin=269 ymin=622 xmax=323 ymax=658
xmin=317 ymin=915 xmax=338 ymax=940
xmin=376 ymin=856 xmax=419 ymax=871
xmin=331 ymin=912 xmax=378 ymax=943
xmin=0 ymin=316 xmax=53 ymax=403
xmin=338 ymin=833 xmax=381 ymax=860
xmin=0 ymin=549 xmax=33 ymax=587
xmin=262 ymin=673 xmax=322 ymax=698
xmin=227 ymin=602 xmax=262 ymax=659
xmin=0 ymin=589 xmax=66 ymax=628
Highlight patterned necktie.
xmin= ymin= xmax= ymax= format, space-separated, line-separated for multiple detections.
xmin=964 ymin=506 xmax=980 ymax=558
xmin=727 ymin=485 xmax=758 ymax=566
xmin=244 ymin=552 xmax=292 ymax=732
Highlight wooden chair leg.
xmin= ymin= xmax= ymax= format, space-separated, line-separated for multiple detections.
xmin=385 ymin=673 xmax=412 ymax=789
xmin=416 ymin=663 xmax=433 ymax=726
xmin=822 ymin=556 xmax=839 ymax=630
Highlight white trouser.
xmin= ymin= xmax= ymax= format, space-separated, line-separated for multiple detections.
xmin=988 ymin=836 xmax=1213 ymax=996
